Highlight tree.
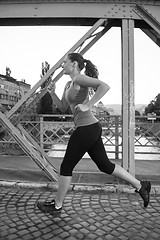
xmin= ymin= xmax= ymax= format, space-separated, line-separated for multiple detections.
xmin=144 ymin=94 xmax=160 ymax=116
xmin=135 ymin=110 xmax=140 ymax=116
xmin=36 ymin=61 xmax=54 ymax=115
xmin=36 ymin=61 xmax=71 ymax=120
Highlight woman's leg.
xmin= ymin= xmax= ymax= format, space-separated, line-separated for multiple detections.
xmin=88 ymin=134 xmax=151 ymax=207
xmin=36 ymin=175 xmax=72 ymax=214
xmin=37 ymin=123 xmax=102 ymax=213
xmin=88 ymin=136 xmax=141 ymax=189
xmin=54 ymin=129 xmax=92 ymax=207
xmin=112 ymin=164 xmax=141 ymax=190
xmin=54 ymin=175 xmax=72 ymax=208
xmin=54 ymin=123 xmax=103 ymax=207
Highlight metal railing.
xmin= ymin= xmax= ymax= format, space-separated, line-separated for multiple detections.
xmin=38 ymin=115 xmax=121 ymax=160
xmin=134 ymin=115 xmax=160 ymax=160
xmin=1 ymin=114 xmax=160 ymax=161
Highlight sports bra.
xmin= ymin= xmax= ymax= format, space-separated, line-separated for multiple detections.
xmin=65 ymin=81 xmax=98 ymax=127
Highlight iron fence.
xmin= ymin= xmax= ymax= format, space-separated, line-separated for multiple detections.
xmin=0 ymin=114 xmax=160 ymax=160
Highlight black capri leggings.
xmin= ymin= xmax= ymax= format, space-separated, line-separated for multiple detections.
xmin=60 ymin=122 xmax=115 ymax=176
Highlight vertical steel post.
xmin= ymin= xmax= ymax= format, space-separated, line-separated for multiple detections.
xmin=121 ymin=19 xmax=135 ymax=176
xmin=115 ymin=116 xmax=119 ymax=160
xmin=128 ymin=20 xmax=135 ymax=176
xmin=40 ymin=116 xmax=43 ymax=149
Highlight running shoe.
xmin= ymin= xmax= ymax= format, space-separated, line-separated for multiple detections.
xmin=136 ymin=180 xmax=151 ymax=208
xmin=37 ymin=199 xmax=62 ymax=215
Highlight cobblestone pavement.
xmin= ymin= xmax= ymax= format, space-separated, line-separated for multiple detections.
xmin=0 ymin=186 xmax=160 ymax=240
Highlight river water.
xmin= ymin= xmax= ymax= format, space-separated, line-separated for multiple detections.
xmin=48 ymin=136 xmax=160 ymax=161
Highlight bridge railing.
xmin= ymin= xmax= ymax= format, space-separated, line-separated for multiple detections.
xmin=0 ymin=114 xmax=160 ymax=160
xmin=134 ymin=115 xmax=160 ymax=160
xmin=38 ymin=114 xmax=121 ymax=160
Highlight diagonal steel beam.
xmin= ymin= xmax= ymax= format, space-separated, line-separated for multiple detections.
xmin=80 ymin=20 xmax=113 ymax=55
xmin=141 ymin=28 xmax=160 ymax=47
xmin=11 ymin=19 xmax=113 ymax=125
xmin=8 ymin=19 xmax=113 ymax=172
xmin=134 ymin=5 xmax=160 ymax=36
xmin=17 ymin=123 xmax=58 ymax=171
xmin=6 ymin=18 xmax=107 ymax=120
xmin=0 ymin=18 xmax=109 ymax=182
xmin=0 ymin=111 xmax=59 ymax=181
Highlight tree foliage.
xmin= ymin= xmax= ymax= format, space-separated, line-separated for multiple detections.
xmin=36 ymin=61 xmax=54 ymax=115
xmin=144 ymin=94 xmax=160 ymax=116
xmin=135 ymin=110 xmax=140 ymax=116
xmin=37 ymin=61 xmax=71 ymax=118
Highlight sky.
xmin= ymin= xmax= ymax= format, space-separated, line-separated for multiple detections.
xmin=0 ymin=25 xmax=160 ymax=105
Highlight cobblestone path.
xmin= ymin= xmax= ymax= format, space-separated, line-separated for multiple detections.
xmin=0 ymin=186 xmax=160 ymax=240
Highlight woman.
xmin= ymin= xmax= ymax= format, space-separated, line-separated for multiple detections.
xmin=37 ymin=53 xmax=151 ymax=215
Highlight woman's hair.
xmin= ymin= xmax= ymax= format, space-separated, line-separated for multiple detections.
xmin=68 ymin=53 xmax=99 ymax=79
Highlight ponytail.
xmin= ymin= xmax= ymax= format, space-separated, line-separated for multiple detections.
xmin=68 ymin=53 xmax=99 ymax=97
xmin=84 ymin=59 xmax=99 ymax=96
xmin=68 ymin=53 xmax=99 ymax=79
xmin=84 ymin=59 xmax=99 ymax=79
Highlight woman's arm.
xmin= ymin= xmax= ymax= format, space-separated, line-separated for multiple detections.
xmin=48 ymin=82 xmax=69 ymax=113
xmin=74 ymin=74 xmax=110 ymax=110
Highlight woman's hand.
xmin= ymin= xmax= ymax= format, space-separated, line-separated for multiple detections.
xmin=75 ymin=104 xmax=89 ymax=112
xmin=47 ymin=82 xmax=56 ymax=93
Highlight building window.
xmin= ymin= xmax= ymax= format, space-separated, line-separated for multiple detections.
xmin=0 ymin=84 xmax=4 ymax=89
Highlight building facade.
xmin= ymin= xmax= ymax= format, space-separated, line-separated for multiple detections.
xmin=0 ymin=73 xmax=30 ymax=110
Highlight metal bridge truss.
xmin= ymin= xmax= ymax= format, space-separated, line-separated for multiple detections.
xmin=0 ymin=0 xmax=160 ymax=179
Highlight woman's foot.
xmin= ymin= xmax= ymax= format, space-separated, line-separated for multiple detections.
xmin=136 ymin=181 xmax=151 ymax=208
xmin=37 ymin=199 xmax=62 ymax=215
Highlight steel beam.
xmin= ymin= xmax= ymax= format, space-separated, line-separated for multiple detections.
xmin=0 ymin=2 xmax=141 ymax=23
xmin=1 ymin=18 xmax=108 ymax=182
xmin=6 ymin=18 xmax=106 ymax=119
xmin=0 ymin=112 xmax=59 ymax=182
xmin=141 ymin=29 xmax=160 ymax=47
xmin=121 ymin=19 xmax=135 ymax=176
xmin=1 ymin=0 xmax=160 ymax=179
xmin=134 ymin=4 xmax=160 ymax=36
xmin=11 ymin=20 xmax=114 ymax=124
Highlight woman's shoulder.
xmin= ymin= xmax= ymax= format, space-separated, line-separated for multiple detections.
xmin=73 ymin=74 xmax=89 ymax=86
xmin=74 ymin=74 xmax=86 ymax=81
